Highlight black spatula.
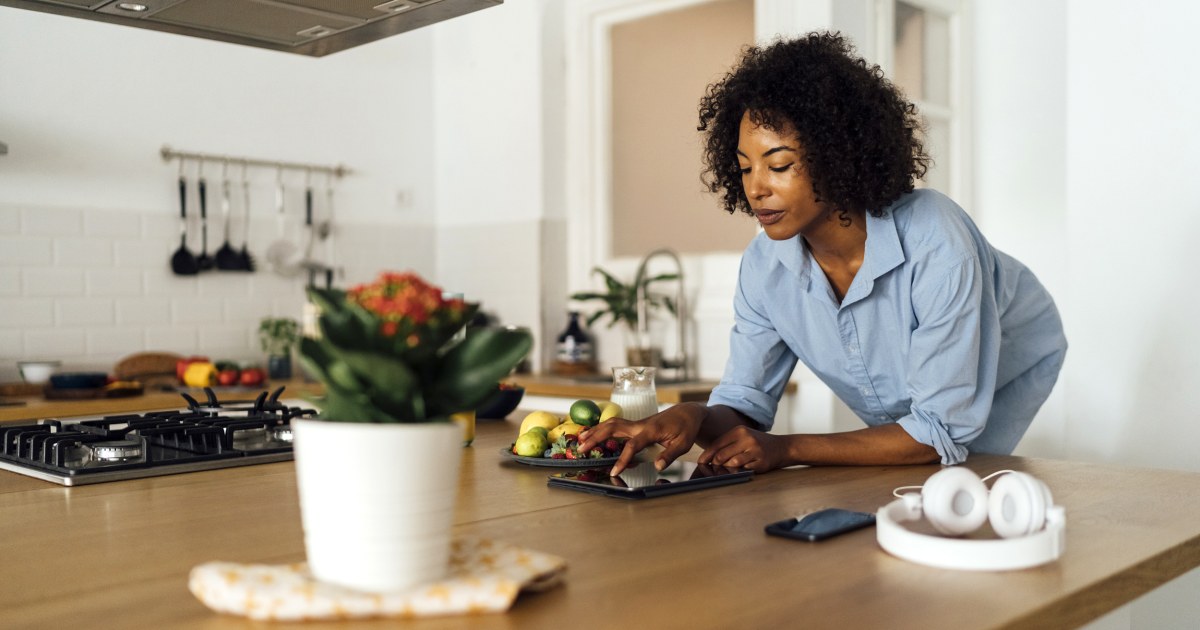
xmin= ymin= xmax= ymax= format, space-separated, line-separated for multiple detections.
xmin=170 ymin=173 xmax=199 ymax=276
xmin=196 ymin=176 xmax=214 ymax=271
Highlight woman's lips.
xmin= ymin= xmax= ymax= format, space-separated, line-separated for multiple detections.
xmin=755 ymin=210 xmax=784 ymax=226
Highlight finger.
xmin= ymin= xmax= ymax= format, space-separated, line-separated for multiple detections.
xmin=578 ymin=420 xmax=626 ymax=452
xmin=697 ymin=432 xmax=736 ymax=465
xmin=655 ymin=437 xmax=695 ymax=471
xmin=610 ymin=432 xmax=653 ymax=477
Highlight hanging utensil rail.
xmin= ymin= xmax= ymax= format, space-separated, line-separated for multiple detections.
xmin=160 ymin=145 xmax=351 ymax=178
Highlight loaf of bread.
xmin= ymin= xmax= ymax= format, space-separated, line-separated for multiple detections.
xmin=114 ymin=352 xmax=182 ymax=380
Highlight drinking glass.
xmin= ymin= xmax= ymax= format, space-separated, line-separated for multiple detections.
xmin=610 ymin=366 xmax=659 ymax=420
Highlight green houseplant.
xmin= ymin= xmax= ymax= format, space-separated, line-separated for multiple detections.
xmin=570 ymin=266 xmax=678 ymax=366
xmin=298 ymin=272 xmax=531 ymax=422
xmin=290 ymin=271 xmax=532 ymax=593
xmin=258 ymin=317 xmax=299 ymax=379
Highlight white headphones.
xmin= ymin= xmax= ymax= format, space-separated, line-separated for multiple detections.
xmin=875 ymin=468 xmax=1066 ymax=571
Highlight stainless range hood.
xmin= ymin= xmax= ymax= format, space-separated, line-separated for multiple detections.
xmin=0 ymin=0 xmax=502 ymax=57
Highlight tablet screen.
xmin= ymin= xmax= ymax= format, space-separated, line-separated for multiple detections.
xmin=547 ymin=460 xmax=752 ymax=497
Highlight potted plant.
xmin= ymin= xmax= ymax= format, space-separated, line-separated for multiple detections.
xmin=258 ymin=317 xmax=300 ymax=380
xmin=294 ymin=271 xmax=531 ymax=592
xmin=570 ymin=266 xmax=678 ymax=367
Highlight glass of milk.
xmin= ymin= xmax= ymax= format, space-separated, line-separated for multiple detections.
xmin=610 ymin=366 xmax=659 ymax=420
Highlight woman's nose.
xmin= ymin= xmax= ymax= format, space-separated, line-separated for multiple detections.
xmin=743 ymin=169 xmax=768 ymax=199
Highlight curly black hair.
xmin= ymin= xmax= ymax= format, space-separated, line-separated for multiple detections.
xmin=699 ymin=32 xmax=929 ymax=218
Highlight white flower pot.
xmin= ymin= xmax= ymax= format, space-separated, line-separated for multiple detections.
xmin=292 ymin=419 xmax=462 ymax=592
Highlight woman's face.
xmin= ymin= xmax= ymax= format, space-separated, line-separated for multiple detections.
xmin=736 ymin=111 xmax=832 ymax=241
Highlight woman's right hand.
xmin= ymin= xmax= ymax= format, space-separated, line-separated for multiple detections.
xmin=577 ymin=403 xmax=707 ymax=476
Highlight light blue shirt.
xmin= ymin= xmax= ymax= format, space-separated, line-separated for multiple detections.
xmin=706 ymin=189 xmax=1067 ymax=465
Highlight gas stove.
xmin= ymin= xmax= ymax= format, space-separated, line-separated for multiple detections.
xmin=0 ymin=387 xmax=317 ymax=486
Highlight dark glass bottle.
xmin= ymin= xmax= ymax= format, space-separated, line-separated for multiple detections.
xmin=553 ymin=311 xmax=595 ymax=374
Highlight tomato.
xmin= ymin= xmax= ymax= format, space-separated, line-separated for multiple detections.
xmin=216 ymin=369 xmax=240 ymax=387
xmin=239 ymin=368 xmax=265 ymax=387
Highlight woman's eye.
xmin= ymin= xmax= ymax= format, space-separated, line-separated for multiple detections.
xmin=769 ymin=163 xmax=794 ymax=173
xmin=739 ymin=166 xmax=751 ymax=175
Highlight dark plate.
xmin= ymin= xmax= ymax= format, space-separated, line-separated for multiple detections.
xmin=499 ymin=447 xmax=619 ymax=468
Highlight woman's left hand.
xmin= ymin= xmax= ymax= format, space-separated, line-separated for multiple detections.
xmin=697 ymin=425 xmax=789 ymax=473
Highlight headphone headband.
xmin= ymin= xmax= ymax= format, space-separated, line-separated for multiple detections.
xmin=876 ymin=497 xmax=1066 ymax=571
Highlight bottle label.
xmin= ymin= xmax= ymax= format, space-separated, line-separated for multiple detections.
xmin=556 ymin=338 xmax=594 ymax=363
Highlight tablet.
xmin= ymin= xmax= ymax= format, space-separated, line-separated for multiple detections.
xmin=546 ymin=460 xmax=752 ymax=499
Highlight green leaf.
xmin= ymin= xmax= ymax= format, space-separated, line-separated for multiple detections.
xmin=429 ymin=328 xmax=532 ymax=412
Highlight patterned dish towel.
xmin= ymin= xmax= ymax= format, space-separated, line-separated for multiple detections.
xmin=189 ymin=537 xmax=566 ymax=621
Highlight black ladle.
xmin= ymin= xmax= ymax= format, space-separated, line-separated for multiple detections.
xmin=196 ymin=176 xmax=214 ymax=271
xmin=170 ymin=171 xmax=199 ymax=276
xmin=215 ymin=162 xmax=241 ymax=270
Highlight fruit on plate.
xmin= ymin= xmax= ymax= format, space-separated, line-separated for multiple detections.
xmin=526 ymin=426 xmax=550 ymax=439
xmin=513 ymin=431 xmax=550 ymax=457
xmin=547 ymin=420 xmax=584 ymax=442
xmin=599 ymin=400 xmax=623 ymax=422
xmin=546 ymin=433 xmax=623 ymax=460
xmin=568 ymin=399 xmax=601 ymax=427
xmin=519 ymin=410 xmax=561 ymax=435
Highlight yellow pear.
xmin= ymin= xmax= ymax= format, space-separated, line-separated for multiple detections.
xmin=519 ymin=410 xmax=561 ymax=436
xmin=599 ymin=401 xmax=623 ymax=422
xmin=548 ymin=421 xmax=584 ymax=442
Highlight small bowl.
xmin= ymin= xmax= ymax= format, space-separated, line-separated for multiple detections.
xmin=476 ymin=384 xmax=525 ymax=419
xmin=18 ymin=360 xmax=61 ymax=385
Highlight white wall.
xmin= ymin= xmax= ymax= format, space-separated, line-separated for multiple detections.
xmin=0 ymin=7 xmax=440 ymax=377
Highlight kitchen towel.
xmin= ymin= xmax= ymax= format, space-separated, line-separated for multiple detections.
xmin=189 ymin=537 xmax=565 ymax=621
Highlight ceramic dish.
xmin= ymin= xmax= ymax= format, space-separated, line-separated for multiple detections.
xmin=499 ymin=447 xmax=620 ymax=468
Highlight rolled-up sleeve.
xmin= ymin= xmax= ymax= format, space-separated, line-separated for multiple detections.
xmin=706 ymin=258 xmax=798 ymax=431
xmin=895 ymin=255 xmax=999 ymax=465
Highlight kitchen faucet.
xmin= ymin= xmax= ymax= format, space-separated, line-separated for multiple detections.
xmin=635 ymin=248 xmax=690 ymax=381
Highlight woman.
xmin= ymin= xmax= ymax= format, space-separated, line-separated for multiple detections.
xmin=578 ymin=32 xmax=1066 ymax=475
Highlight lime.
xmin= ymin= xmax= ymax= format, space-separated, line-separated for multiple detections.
xmin=514 ymin=431 xmax=550 ymax=457
xmin=527 ymin=426 xmax=550 ymax=438
xmin=569 ymin=399 xmax=601 ymax=427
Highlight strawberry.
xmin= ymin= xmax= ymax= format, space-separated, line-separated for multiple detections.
xmin=551 ymin=452 xmax=566 ymax=460
xmin=589 ymin=448 xmax=603 ymax=459
xmin=604 ymin=439 xmax=620 ymax=453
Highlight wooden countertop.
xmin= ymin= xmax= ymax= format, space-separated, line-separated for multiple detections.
xmin=1 ymin=414 xmax=1199 ymax=628
xmin=0 ymin=379 xmax=325 ymax=424
xmin=509 ymin=373 xmax=795 ymax=404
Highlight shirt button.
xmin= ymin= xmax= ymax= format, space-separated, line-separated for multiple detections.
xmin=847 ymin=344 xmax=858 ymax=354
xmin=860 ymin=387 xmax=870 ymax=395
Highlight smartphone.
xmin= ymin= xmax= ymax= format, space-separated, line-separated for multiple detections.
xmin=764 ymin=508 xmax=876 ymax=541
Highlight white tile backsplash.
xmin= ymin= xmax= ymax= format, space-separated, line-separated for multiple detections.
xmin=0 ymin=236 xmax=53 ymax=266
xmin=0 ymin=298 xmax=54 ymax=328
xmin=2 ymin=202 xmax=440 ymax=369
xmin=22 ymin=269 xmax=86 ymax=297
xmin=54 ymin=237 xmax=114 ymax=267
xmin=0 ymin=206 xmax=20 ymax=234
xmin=86 ymin=268 xmax=145 ymax=297
xmin=84 ymin=210 xmax=142 ymax=238
xmin=56 ymin=298 xmax=115 ymax=325
xmin=24 ymin=328 xmax=87 ymax=357
xmin=115 ymin=298 xmax=171 ymax=325
xmin=0 ymin=269 xmax=19 ymax=296
xmin=22 ymin=207 xmax=83 ymax=236
xmin=87 ymin=327 xmax=146 ymax=356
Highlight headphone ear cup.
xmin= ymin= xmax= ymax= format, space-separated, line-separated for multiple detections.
xmin=921 ymin=467 xmax=990 ymax=536
xmin=988 ymin=472 xmax=1052 ymax=538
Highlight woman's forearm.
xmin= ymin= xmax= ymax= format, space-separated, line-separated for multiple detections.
xmin=780 ymin=423 xmax=939 ymax=466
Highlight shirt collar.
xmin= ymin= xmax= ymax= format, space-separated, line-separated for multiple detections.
xmin=767 ymin=206 xmax=908 ymax=303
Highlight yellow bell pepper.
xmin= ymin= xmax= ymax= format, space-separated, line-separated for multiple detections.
xmin=183 ymin=362 xmax=218 ymax=388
